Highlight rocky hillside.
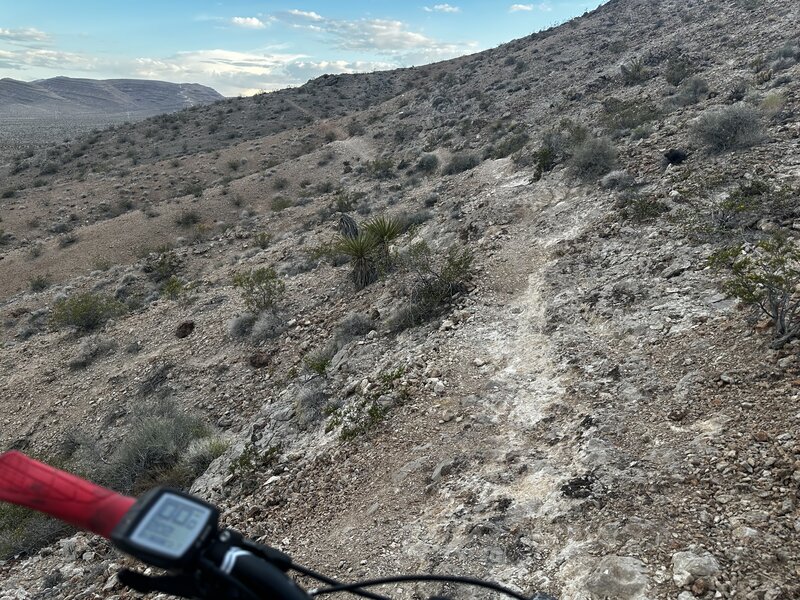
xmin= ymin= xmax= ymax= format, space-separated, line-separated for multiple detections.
xmin=1 ymin=0 xmax=799 ymax=598
xmin=0 ymin=77 xmax=223 ymax=118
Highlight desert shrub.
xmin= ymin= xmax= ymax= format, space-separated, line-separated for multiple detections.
xmin=304 ymin=347 xmax=334 ymax=376
xmin=1 ymin=189 xmax=15 ymax=199
xmin=232 ymin=267 xmax=285 ymax=312
xmin=692 ymin=103 xmax=764 ymax=152
xmin=489 ymin=133 xmax=529 ymax=159
xmin=368 ymin=158 xmax=395 ymax=180
xmin=568 ymin=137 xmax=617 ymax=180
xmin=617 ymin=193 xmax=670 ymax=222
xmin=347 ymin=121 xmax=366 ymax=136
xmin=443 ymin=153 xmax=480 ymax=175
xmin=271 ymin=196 xmax=293 ymax=211
xmin=50 ymin=292 xmax=127 ymax=333
xmin=29 ymin=275 xmax=50 ymax=292
xmin=0 ymin=230 xmax=11 ymax=246
xmin=143 ymin=250 xmax=182 ymax=282
xmin=58 ymin=232 xmax=79 ymax=248
xmin=333 ymin=313 xmax=374 ymax=344
xmin=294 ymin=386 xmax=328 ymax=428
xmin=664 ymin=58 xmax=693 ymax=86
xmin=673 ymin=76 xmax=709 ymax=106
xmin=0 ymin=497 xmax=71 ymax=560
xmin=68 ymin=336 xmax=117 ymax=370
xmin=620 ymin=58 xmax=650 ymax=85
xmin=601 ymin=98 xmax=661 ymax=133
xmin=181 ymin=182 xmax=204 ymax=198
xmin=254 ymin=232 xmax=272 ymax=249
xmin=101 ymin=398 xmax=214 ymax=493
xmin=709 ymin=235 xmax=800 ymax=348
xmin=250 ymin=311 xmax=286 ymax=343
xmin=711 ymin=179 xmax=792 ymax=233
xmin=228 ymin=313 xmax=256 ymax=339
xmin=175 ymin=211 xmax=201 ymax=227
xmin=390 ymin=242 xmax=473 ymax=331
xmin=272 ymin=177 xmax=289 ymax=190
xmin=334 ymin=234 xmax=379 ymax=290
xmin=416 ymin=153 xmax=439 ymax=174
xmin=760 ymin=92 xmax=785 ymax=119
xmin=161 ymin=276 xmax=185 ymax=299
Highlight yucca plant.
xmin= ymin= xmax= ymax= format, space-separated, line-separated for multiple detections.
xmin=334 ymin=233 xmax=379 ymax=290
xmin=364 ymin=215 xmax=402 ymax=271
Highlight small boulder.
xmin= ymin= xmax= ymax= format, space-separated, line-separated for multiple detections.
xmin=672 ymin=550 xmax=720 ymax=587
xmin=175 ymin=321 xmax=195 ymax=338
xmin=664 ymin=148 xmax=688 ymax=165
xmin=584 ymin=556 xmax=648 ymax=599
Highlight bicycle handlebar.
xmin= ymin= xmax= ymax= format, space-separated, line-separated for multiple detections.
xmin=0 ymin=450 xmax=135 ymax=538
xmin=0 ymin=450 xmax=540 ymax=600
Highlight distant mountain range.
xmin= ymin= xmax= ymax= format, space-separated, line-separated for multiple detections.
xmin=0 ymin=77 xmax=224 ymax=119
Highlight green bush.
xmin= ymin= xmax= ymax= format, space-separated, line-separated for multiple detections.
xmin=29 ymin=274 xmax=50 ymax=292
xmin=390 ymin=242 xmax=474 ymax=331
xmin=271 ymin=196 xmax=293 ymax=212
xmin=416 ymin=153 xmax=439 ymax=174
xmin=175 ymin=211 xmax=201 ymax=227
xmin=50 ymin=293 xmax=127 ymax=333
xmin=569 ymin=137 xmax=617 ymax=180
xmin=143 ymin=250 xmax=182 ymax=283
xmin=233 ymin=267 xmax=285 ymax=312
xmin=620 ymin=58 xmax=650 ymax=85
xmin=489 ymin=133 xmax=529 ymax=159
xmin=664 ymin=58 xmax=693 ymax=86
xmin=692 ymin=104 xmax=764 ymax=152
xmin=601 ymin=98 xmax=661 ymax=133
xmin=709 ymin=235 xmax=800 ymax=348
xmin=443 ymin=153 xmax=480 ymax=175
xmin=101 ymin=399 xmax=216 ymax=493
xmin=673 ymin=76 xmax=709 ymax=106
xmin=368 ymin=158 xmax=395 ymax=180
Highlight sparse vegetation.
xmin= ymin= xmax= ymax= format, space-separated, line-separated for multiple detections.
xmin=50 ymin=292 xmax=127 ymax=333
xmin=443 ymin=153 xmax=480 ymax=175
xmin=390 ymin=242 xmax=474 ymax=331
xmin=334 ymin=233 xmax=379 ymax=290
xmin=568 ymin=136 xmax=617 ymax=180
xmin=175 ymin=210 xmax=201 ymax=228
xmin=232 ymin=267 xmax=285 ymax=312
xmin=692 ymin=103 xmax=764 ymax=152
xmin=101 ymin=398 xmax=220 ymax=493
xmin=710 ymin=235 xmax=800 ymax=348
xmin=271 ymin=196 xmax=293 ymax=212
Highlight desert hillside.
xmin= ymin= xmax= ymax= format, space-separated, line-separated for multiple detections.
xmin=1 ymin=0 xmax=799 ymax=598
xmin=0 ymin=77 xmax=224 ymax=154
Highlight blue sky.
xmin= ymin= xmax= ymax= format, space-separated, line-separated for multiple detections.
xmin=0 ymin=1 xmax=605 ymax=96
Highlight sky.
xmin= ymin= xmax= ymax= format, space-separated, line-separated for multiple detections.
xmin=0 ymin=1 xmax=606 ymax=97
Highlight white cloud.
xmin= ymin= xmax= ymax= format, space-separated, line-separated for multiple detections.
xmin=0 ymin=27 xmax=50 ymax=43
xmin=286 ymin=9 xmax=324 ymax=21
xmin=509 ymin=3 xmax=551 ymax=11
xmin=276 ymin=11 xmax=474 ymax=60
xmin=423 ymin=4 xmax=461 ymax=13
xmin=231 ymin=17 xmax=268 ymax=29
xmin=0 ymin=47 xmax=97 ymax=70
xmin=133 ymin=49 xmax=311 ymax=96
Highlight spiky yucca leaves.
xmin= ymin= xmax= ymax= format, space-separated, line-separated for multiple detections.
xmin=334 ymin=233 xmax=379 ymax=290
xmin=364 ymin=215 xmax=402 ymax=271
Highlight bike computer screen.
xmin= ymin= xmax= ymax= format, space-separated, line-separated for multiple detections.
xmin=111 ymin=488 xmax=219 ymax=569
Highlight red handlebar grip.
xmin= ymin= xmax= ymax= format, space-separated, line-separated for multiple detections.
xmin=0 ymin=451 xmax=135 ymax=538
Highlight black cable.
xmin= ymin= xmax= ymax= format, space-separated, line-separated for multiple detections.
xmin=308 ymin=574 xmax=530 ymax=600
xmin=291 ymin=563 xmax=392 ymax=600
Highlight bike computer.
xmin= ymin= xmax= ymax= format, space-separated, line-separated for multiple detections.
xmin=111 ymin=487 xmax=219 ymax=569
